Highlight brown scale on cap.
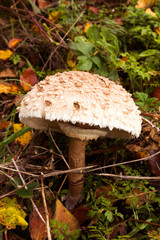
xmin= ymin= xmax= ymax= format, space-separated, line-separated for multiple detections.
xmin=19 ymin=71 xmax=142 ymax=209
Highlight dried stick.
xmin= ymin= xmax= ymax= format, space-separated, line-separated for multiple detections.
xmin=9 ymin=147 xmax=46 ymax=224
xmin=42 ymin=10 xmax=85 ymax=70
xmin=142 ymin=116 xmax=160 ymax=132
xmin=96 ymin=172 xmax=160 ymax=180
xmin=41 ymin=172 xmax=52 ymax=240
xmin=0 ymin=179 xmax=36 ymax=199
xmin=87 ymin=150 xmax=160 ymax=173
xmin=48 ymin=130 xmax=70 ymax=169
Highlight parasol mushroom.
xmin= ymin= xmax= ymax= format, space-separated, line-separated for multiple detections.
xmin=19 ymin=71 xmax=142 ymax=209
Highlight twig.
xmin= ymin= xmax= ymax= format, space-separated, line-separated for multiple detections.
xmin=41 ymin=172 xmax=52 ymax=240
xmin=0 ymin=165 xmax=96 ymax=177
xmin=128 ymin=218 xmax=160 ymax=227
xmin=41 ymin=10 xmax=85 ymax=70
xmin=56 ymin=174 xmax=68 ymax=198
xmin=87 ymin=150 xmax=160 ymax=173
xmin=86 ymin=146 xmax=124 ymax=156
xmin=9 ymin=147 xmax=46 ymax=224
xmin=0 ymin=179 xmax=36 ymax=199
xmin=142 ymin=116 xmax=160 ymax=132
xmin=48 ymin=130 xmax=70 ymax=169
xmin=142 ymin=111 xmax=160 ymax=119
xmin=96 ymin=172 xmax=160 ymax=180
xmin=19 ymin=0 xmax=51 ymax=42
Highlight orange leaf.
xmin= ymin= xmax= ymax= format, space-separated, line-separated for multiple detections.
xmin=37 ymin=0 xmax=52 ymax=9
xmin=8 ymin=38 xmax=22 ymax=48
xmin=0 ymin=121 xmax=11 ymax=130
xmin=13 ymin=123 xmax=32 ymax=145
xmin=155 ymin=27 xmax=160 ymax=34
xmin=84 ymin=22 xmax=92 ymax=33
xmin=48 ymin=11 xmax=60 ymax=23
xmin=31 ymin=24 xmax=40 ymax=33
xmin=0 ymin=50 xmax=13 ymax=60
xmin=53 ymin=199 xmax=80 ymax=235
xmin=20 ymin=68 xmax=38 ymax=92
xmin=0 ymin=81 xmax=20 ymax=94
xmin=29 ymin=205 xmax=53 ymax=240
xmin=145 ymin=8 xmax=156 ymax=17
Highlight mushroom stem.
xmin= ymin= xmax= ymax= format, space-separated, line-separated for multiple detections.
xmin=65 ymin=137 xmax=86 ymax=209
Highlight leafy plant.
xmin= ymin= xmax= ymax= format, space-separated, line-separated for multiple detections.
xmin=69 ymin=25 xmax=120 ymax=80
xmin=135 ymin=91 xmax=160 ymax=111
xmin=50 ymin=220 xmax=80 ymax=240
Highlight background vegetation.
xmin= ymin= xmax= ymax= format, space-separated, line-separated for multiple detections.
xmin=0 ymin=0 xmax=160 ymax=239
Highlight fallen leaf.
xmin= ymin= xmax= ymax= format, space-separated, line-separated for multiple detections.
xmin=115 ymin=17 xmax=123 ymax=25
xmin=0 ymin=121 xmax=11 ymax=130
xmin=88 ymin=6 xmax=99 ymax=14
xmin=0 ymin=49 xmax=13 ymax=60
xmin=126 ymin=188 xmax=147 ymax=208
xmin=14 ymin=95 xmax=24 ymax=106
xmin=67 ymin=50 xmax=76 ymax=68
xmin=136 ymin=150 xmax=149 ymax=159
xmin=152 ymin=86 xmax=160 ymax=101
xmin=95 ymin=185 xmax=115 ymax=200
xmin=135 ymin=0 xmax=157 ymax=9
xmin=155 ymin=27 xmax=160 ymax=34
xmin=31 ymin=24 xmax=40 ymax=33
xmin=8 ymin=38 xmax=22 ymax=48
xmin=147 ymin=150 xmax=160 ymax=176
xmin=145 ymin=7 xmax=156 ymax=17
xmin=0 ymin=81 xmax=20 ymax=94
xmin=0 ymin=68 xmax=18 ymax=78
xmin=0 ymin=197 xmax=28 ymax=230
xmin=71 ymin=204 xmax=90 ymax=225
xmin=29 ymin=205 xmax=53 ymax=240
xmin=13 ymin=123 xmax=32 ymax=145
xmin=20 ymin=68 xmax=38 ymax=91
xmin=37 ymin=0 xmax=52 ymax=8
xmin=135 ymin=0 xmax=148 ymax=9
xmin=48 ymin=11 xmax=60 ymax=23
xmin=84 ymin=22 xmax=92 ymax=33
xmin=53 ymin=199 xmax=80 ymax=235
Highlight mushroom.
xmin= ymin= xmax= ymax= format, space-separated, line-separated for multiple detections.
xmin=19 ymin=71 xmax=142 ymax=209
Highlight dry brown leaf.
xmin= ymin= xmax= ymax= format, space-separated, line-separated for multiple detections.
xmin=53 ymin=199 xmax=80 ymax=235
xmin=14 ymin=95 xmax=24 ymax=106
xmin=88 ymin=6 xmax=99 ymax=14
xmin=37 ymin=0 xmax=52 ymax=9
xmin=29 ymin=205 xmax=53 ymax=240
xmin=0 ymin=121 xmax=11 ymax=130
xmin=20 ymin=68 xmax=38 ymax=92
xmin=8 ymin=38 xmax=22 ymax=48
xmin=126 ymin=188 xmax=147 ymax=208
xmin=0 ymin=68 xmax=18 ymax=78
xmin=71 ymin=204 xmax=90 ymax=225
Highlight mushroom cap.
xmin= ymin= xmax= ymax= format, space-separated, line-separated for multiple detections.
xmin=19 ymin=71 xmax=142 ymax=140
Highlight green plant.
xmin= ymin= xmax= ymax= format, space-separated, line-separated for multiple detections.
xmin=50 ymin=220 xmax=80 ymax=240
xmin=69 ymin=25 xmax=120 ymax=80
xmin=135 ymin=91 xmax=160 ymax=111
